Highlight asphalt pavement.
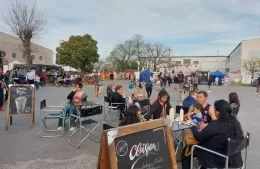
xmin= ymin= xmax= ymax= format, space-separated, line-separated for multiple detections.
xmin=0 ymin=81 xmax=259 ymax=169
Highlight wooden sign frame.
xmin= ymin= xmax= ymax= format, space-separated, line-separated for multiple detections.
xmin=98 ymin=119 xmax=178 ymax=169
xmin=6 ymin=84 xmax=35 ymax=130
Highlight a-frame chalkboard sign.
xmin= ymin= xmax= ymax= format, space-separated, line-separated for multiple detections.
xmin=97 ymin=119 xmax=178 ymax=169
xmin=6 ymin=84 xmax=35 ymax=130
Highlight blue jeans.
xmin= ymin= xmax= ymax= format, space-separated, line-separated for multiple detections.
xmin=58 ymin=103 xmax=77 ymax=127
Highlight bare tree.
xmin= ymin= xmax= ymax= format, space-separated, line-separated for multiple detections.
xmin=108 ymin=40 xmax=136 ymax=71
xmin=143 ymin=42 xmax=169 ymax=71
xmin=131 ymin=34 xmax=145 ymax=70
xmin=2 ymin=0 xmax=47 ymax=64
xmin=243 ymin=57 xmax=260 ymax=83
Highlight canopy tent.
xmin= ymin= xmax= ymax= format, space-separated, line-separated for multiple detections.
xmin=62 ymin=66 xmax=78 ymax=72
xmin=139 ymin=70 xmax=153 ymax=82
xmin=210 ymin=70 xmax=225 ymax=80
xmin=3 ymin=60 xmax=24 ymax=73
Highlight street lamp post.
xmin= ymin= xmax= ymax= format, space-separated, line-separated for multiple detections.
xmin=217 ymin=50 xmax=219 ymax=70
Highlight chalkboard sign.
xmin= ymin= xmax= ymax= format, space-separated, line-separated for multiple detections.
xmin=6 ymin=84 xmax=35 ymax=130
xmin=9 ymin=85 xmax=33 ymax=114
xmin=98 ymin=119 xmax=178 ymax=169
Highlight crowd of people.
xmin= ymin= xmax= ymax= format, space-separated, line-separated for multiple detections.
xmin=103 ymin=78 xmax=244 ymax=168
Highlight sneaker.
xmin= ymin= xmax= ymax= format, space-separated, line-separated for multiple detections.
xmin=57 ymin=127 xmax=62 ymax=131
xmin=70 ymin=127 xmax=75 ymax=131
xmin=208 ymin=91 xmax=211 ymax=92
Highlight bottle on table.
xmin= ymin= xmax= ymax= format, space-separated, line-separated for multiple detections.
xmin=180 ymin=108 xmax=184 ymax=122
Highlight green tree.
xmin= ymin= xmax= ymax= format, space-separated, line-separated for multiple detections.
xmin=56 ymin=34 xmax=99 ymax=73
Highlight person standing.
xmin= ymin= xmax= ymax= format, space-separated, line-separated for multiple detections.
xmin=26 ymin=69 xmax=35 ymax=84
xmin=40 ymin=72 xmax=47 ymax=86
xmin=0 ymin=68 xmax=8 ymax=111
xmin=192 ymin=75 xmax=199 ymax=91
xmin=255 ymin=76 xmax=260 ymax=95
xmin=34 ymin=74 xmax=40 ymax=90
xmin=208 ymin=78 xmax=213 ymax=92
xmin=215 ymin=77 xmax=219 ymax=86
xmin=4 ymin=71 xmax=10 ymax=101
xmin=145 ymin=80 xmax=153 ymax=98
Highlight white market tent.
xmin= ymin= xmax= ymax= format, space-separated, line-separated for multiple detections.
xmin=62 ymin=66 xmax=78 ymax=72
xmin=3 ymin=60 xmax=24 ymax=73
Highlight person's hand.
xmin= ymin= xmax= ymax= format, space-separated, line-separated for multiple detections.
xmin=199 ymin=123 xmax=208 ymax=130
xmin=209 ymin=106 xmax=217 ymax=120
xmin=72 ymin=88 xmax=76 ymax=92
xmin=5 ymin=87 xmax=8 ymax=91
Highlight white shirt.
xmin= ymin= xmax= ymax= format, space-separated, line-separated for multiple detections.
xmin=26 ymin=72 xmax=35 ymax=80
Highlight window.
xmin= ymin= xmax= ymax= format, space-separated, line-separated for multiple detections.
xmin=193 ymin=61 xmax=199 ymax=65
xmin=175 ymin=61 xmax=181 ymax=65
xmin=12 ymin=53 xmax=16 ymax=58
xmin=39 ymin=56 xmax=43 ymax=60
xmin=31 ymin=55 xmax=35 ymax=59
xmin=183 ymin=59 xmax=191 ymax=66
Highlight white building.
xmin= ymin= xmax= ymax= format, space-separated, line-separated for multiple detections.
xmin=227 ymin=38 xmax=260 ymax=83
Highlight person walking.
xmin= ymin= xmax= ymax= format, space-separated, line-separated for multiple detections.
xmin=0 ymin=68 xmax=8 ymax=111
xmin=26 ymin=69 xmax=35 ymax=84
xmin=145 ymin=80 xmax=153 ymax=98
xmin=255 ymin=76 xmax=260 ymax=95
xmin=192 ymin=75 xmax=199 ymax=91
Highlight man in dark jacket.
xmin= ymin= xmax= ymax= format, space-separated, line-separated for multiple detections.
xmin=182 ymin=90 xmax=197 ymax=108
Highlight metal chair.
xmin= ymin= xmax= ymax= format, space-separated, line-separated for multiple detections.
xmin=103 ymin=96 xmax=127 ymax=123
xmin=191 ymin=132 xmax=250 ymax=169
xmin=39 ymin=100 xmax=67 ymax=138
xmin=69 ymin=105 xmax=103 ymax=149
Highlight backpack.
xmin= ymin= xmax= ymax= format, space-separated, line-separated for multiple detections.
xmin=230 ymin=103 xmax=239 ymax=116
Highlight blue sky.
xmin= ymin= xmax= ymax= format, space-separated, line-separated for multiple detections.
xmin=1 ymin=0 xmax=260 ymax=60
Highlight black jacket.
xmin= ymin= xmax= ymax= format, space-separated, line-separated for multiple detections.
xmin=191 ymin=120 xmax=243 ymax=168
xmin=145 ymin=98 xmax=172 ymax=120
xmin=111 ymin=92 xmax=125 ymax=103
xmin=67 ymin=91 xmax=87 ymax=103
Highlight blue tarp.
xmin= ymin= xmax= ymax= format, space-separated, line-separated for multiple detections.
xmin=139 ymin=70 xmax=152 ymax=82
xmin=210 ymin=70 xmax=225 ymax=80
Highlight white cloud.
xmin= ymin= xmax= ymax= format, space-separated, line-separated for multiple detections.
xmin=1 ymin=0 xmax=260 ymax=61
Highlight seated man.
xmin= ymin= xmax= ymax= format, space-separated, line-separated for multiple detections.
xmin=57 ymin=82 xmax=87 ymax=131
xmin=106 ymin=84 xmax=114 ymax=98
xmin=111 ymin=85 xmax=126 ymax=120
xmin=182 ymin=90 xmax=197 ymax=108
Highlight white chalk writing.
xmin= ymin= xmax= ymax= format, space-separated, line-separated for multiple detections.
xmin=129 ymin=142 xmax=159 ymax=161
xmin=16 ymin=87 xmax=27 ymax=96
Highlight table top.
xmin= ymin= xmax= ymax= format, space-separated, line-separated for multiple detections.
xmin=171 ymin=121 xmax=191 ymax=132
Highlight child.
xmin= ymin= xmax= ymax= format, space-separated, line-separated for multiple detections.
xmin=119 ymin=105 xmax=141 ymax=126
xmin=34 ymin=74 xmax=40 ymax=90
xmin=128 ymin=81 xmax=133 ymax=89
xmin=186 ymin=103 xmax=203 ymax=125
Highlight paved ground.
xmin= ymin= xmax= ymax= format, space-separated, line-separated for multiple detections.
xmin=0 ymin=80 xmax=259 ymax=169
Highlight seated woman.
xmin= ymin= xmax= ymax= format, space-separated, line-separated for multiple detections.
xmin=184 ymin=103 xmax=203 ymax=125
xmin=119 ymin=105 xmax=141 ymax=126
xmin=111 ymin=85 xmax=126 ymax=120
xmin=182 ymin=100 xmax=244 ymax=169
xmin=106 ymin=84 xmax=114 ymax=98
xmin=145 ymin=90 xmax=173 ymax=120
xmin=57 ymin=82 xmax=87 ymax=131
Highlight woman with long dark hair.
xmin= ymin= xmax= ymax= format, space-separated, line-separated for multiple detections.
xmin=119 ymin=105 xmax=140 ymax=126
xmin=229 ymin=92 xmax=240 ymax=116
xmin=182 ymin=100 xmax=244 ymax=169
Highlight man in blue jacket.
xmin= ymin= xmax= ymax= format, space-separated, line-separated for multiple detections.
xmin=183 ymin=90 xmax=197 ymax=108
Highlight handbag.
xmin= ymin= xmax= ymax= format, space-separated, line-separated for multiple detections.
xmin=184 ymin=130 xmax=199 ymax=157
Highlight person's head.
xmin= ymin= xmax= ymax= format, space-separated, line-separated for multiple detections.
xmin=115 ymin=85 xmax=123 ymax=93
xmin=229 ymin=92 xmax=240 ymax=107
xmin=189 ymin=90 xmax=197 ymax=99
xmin=107 ymin=84 xmax=113 ymax=90
xmin=197 ymin=91 xmax=208 ymax=105
xmin=192 ymin=103 xmax=203 ymax=114
xmin=214 ymin=99 xmax=243 ymax=139
xmin=75 ymin=82 xmax=83 ymax=92
xmin=119 ymin=105 xmax=140 ymax=126
xmin=158 ymin=90 xmax=168 ymax=104
xmin=134 ymin=88 xmax=144 ymax=99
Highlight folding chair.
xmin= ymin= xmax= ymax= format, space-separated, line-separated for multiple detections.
xmin=69 ymin=105 xmax=103 ymax=149
xmin=39 ymin=100 xmax=67 ymax=138
xmin=190 ymin=132 xmax=250 ymax=169
xmin=103 ymin=96 xmax=127 ymax=123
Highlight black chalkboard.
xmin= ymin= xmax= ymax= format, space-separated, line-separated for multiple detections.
xmin=9 ymin=85 xmax=34 ymax=114
xmin=114 ymin=127 xmax=172 ymax=169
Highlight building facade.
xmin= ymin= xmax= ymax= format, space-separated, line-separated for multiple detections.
xmin=0 ymin=32 xmax=53 ymax=65
xmin=228 ymin=38 xmax=260 ymax=83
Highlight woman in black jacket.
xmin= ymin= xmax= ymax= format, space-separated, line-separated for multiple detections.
xmin=182 ymin=100 xmax=244 ymax=169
